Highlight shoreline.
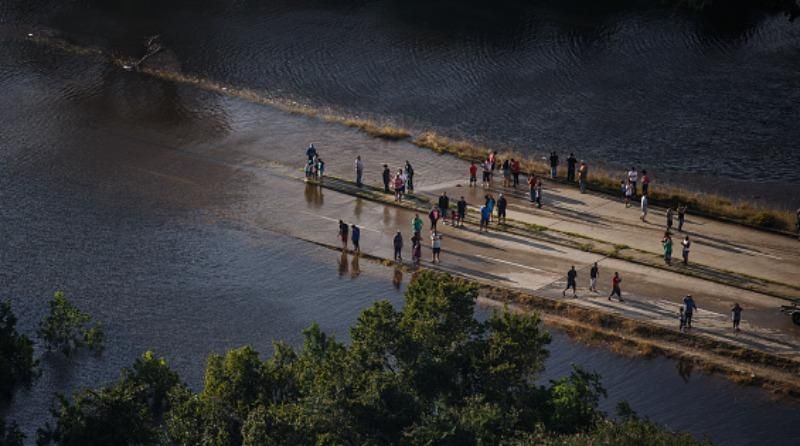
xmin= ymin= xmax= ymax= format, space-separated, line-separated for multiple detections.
xmin=296 ymin=234 xmax=800 ymax=400
xmin=19 ymin=31 xmax=799 ymax=236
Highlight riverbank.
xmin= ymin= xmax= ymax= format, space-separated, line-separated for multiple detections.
xmin=19 ymin=31 xmax=799 ymax=235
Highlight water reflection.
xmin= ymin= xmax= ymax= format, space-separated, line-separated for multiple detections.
xmin=350 ymin=253 xmax=361 ymax=279
xmin=676 ymin=357 xmax=694 ymax=383
xmin=338 ymin=250 xmax=349 ymax=277
xmin=304 ymin=182 xmax=324 ymax=208
xmin=392 ymin=267 xmax=403 ymax=289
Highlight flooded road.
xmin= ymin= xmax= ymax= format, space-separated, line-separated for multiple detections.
xmin=1 ymin=13 xmax=800 ymax=445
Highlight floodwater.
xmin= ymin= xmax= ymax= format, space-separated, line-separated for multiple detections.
xmin=2 ymin=2 xmax=800 ymax=445
xmin=4 ymin=0 xmax=800 ymax=205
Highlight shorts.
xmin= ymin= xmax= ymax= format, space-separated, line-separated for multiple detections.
xmin=590 ymin=277 xmax=597 ymax=288
xmin=480 ymin=216 xmax=489 ymax=225
xmin=458 ymin=211 xmax=465 ymax=219
xmin=353 ymin=239 xmax=360 ymax=248
xmin=470 ymin=175 xmax=477 ymax=182
xmin=567 ymin=280 xmax=576 ymax=288
xmin=433 ymin=247 xmax=441 ymax=254
xmin=482 ymin=172 xmax=491 ymax=182
xmin=340 ymin=235 xmax=348 ymax=243
xmin=498 ymin=209 xmax=506 ymax=218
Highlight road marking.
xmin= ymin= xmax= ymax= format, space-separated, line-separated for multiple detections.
xmin=474 ymin=254 xmax=548 ymax=273
xmin=299 ymin=211 xmax=384 ymax=233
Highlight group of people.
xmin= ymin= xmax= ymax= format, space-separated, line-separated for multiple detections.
xmin=561 ymin=263 xmax=623 ymax=302
xmin=382 ymin=161 xmax=415 ymax=202
xmin=392 ymin=213 xmax=444 ymax=266
xmin=304 ymin=144 xmax=325 ymax=180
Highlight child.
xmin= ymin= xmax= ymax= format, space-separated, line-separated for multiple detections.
xmin=412 ymin=239 xmax=421 ymax=266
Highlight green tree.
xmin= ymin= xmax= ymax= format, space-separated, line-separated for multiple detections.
xmin=0 ymin=301 xmax=37 ymax=401
xmin=37 ymin=352 xmax=180 ymax=446
xmin=546 ymin=366 xmax=607 ymax=434
xmin=37 ymin=291 xmax=104 ymax=356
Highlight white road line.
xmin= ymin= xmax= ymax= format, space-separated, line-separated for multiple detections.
xmin=474 ymin=254 xmax=548 ymax=273
xmin=299 ymin=211 xmax=384 ymax=233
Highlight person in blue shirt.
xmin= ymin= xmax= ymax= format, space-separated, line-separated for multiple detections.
xmin=350 ymin=224 xmax=361 ymax=253
xmin=683 ymin=295 xmax=698 ymax=329
xmin=480 ymin=205 xmax=490 ymax=233
xmin=306 ymin=143 xmax=317 ymax=162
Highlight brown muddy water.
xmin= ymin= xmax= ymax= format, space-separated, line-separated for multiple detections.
xmin=1 ymin=4 xmax=800 ymax=445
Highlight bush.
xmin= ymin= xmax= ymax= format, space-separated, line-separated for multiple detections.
xmin=0 ymin=417 xmax=25 ymax=446
xmin=37 ymin=291 xmax=104 ymax=356
xmin=0 ymin=301 xmax=37 ymax=401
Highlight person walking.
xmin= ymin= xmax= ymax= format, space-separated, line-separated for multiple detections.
xmin=608 ymin=272 xmax=623 ymax=302
xmin=438 ymin=192 xmax=450 ymax=224
xmin=412 ymin=214 xmax=424 ymax=239
xmin=567 ymin=153 xmax=577 ymax=182
xmin=511 ymin=158 xmax=521 ymax=188
xmin=627 ymin=167 xmax=638 ymax=197
xmin=563 ymin=266 xmax=578 ymax=298
xmin=393 ymin=230 xmax=403 ymax=261
xmin=469 ymin=161 xmax=478 ymax=187
xmin=479 ymin=204 xmax=490 ymax=233
xmin=624 ymin=181 xmax=633 ymax=208
xmin=640 ymin=194 xmax=649 ymax=222
xmin=577 ymin=161 xmax=588 ymax=193
xmin=549 ymin=151 xmax=559 ymax=178
xmin=677 ymin=204 xmax=687 ymax=231
xmin=354 ymin=156 xmax=364 ymax=187
xmin=405 ymin=161 xmax=414 ymax=191
xmin=497 ymin=193 xmax=507 ymax=224
xmin=679 ymin=306 xmax=687 ymax=332
xmin=456 ymin=196 xmax=467 ymax=228
xmin=662 ymin=231 xmax=673 ymax=265
xmin=528 ymin=173 xmax=537 ymax=203
xmin=382 ymin=164 xmax=391 ymax=193
xmin=731 ymin=303 xmax=743 ymax=332
xmin=350 ymin=224 xmax=361 ymax=253
xmin=534 ymin=179 xmax=543 ymax=208
xmin=502 ymin=159 xmax=511 ymax=187
xmin=641 ymin=170 xmax=650 ymax=196
xmin=683 ymin=295 xmax=697 ymax=329
xmin=666 ymin=207 xmax=675 ymax=231
xmin=430 ymin=230 xmax=442 ymax=263
xmin=589 ymin=262 xmax=599 ymax=293
xmin=429 ymin=206 xmax=440 ymax=231
xmin=681 ymin=235 xmax=691 ymax=265
xmin=393 ymin=171 xmax=405 ymax=202
xmin=338 ymin=220 xmax=349 ymax=250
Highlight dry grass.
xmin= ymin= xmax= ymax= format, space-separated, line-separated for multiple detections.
xmin=411 ymin=132 xmax=795 ymax=232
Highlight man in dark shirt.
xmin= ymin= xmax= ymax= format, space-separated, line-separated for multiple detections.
xmin=566 ymin=153 xmax=577 ymax=182
xmin=456 ymin=197 xmax=467 ymax=227
xmin=563 ymin=266 xmax=577 ymax=298
xmin=382 ymin=165 xmax=391 ymax=193
xmin=549 ymin=152 xmax=559 ymax=178
xmin=497 ymin=193 xmax=507 ymax=224
xmin=683 ymin=295 xmax=698 ymax=329
xmin=393 ymin=231 xmax=403 ymax=261
xmin=438 ymin=192 xmax=450 ymax=224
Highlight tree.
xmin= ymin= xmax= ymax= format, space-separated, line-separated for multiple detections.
xmin=37 ymin=291 xmax=104 ymax=356
xmin=0 ymin=301 xmax=37 ymax=401
xmin=38 ymin=352 xmax=180 ymax=446
xmin=546 ymin=366 xmax=607 ymax=434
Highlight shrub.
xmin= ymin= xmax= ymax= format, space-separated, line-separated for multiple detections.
xmin=37 ymin=291 xmax=104 ymax=356
xmin=0 ymin=301 xmax=37 ymax=401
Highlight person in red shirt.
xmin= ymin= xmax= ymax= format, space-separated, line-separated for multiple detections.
xmin=511 ymin=159 xmax=521 ymax=188
xmin=608 ymin=272 xmax=624 ymax=302
xmin=469 ymin=162 xmax=478 ymax=186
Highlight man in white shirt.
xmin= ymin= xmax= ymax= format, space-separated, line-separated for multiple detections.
xmin=627 ymin=167 xmax=638 ymax=197
xmin=355 ymin=156 xmax=364 ymax=187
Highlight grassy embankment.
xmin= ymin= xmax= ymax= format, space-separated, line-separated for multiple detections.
xmin=412 ymin=132 xmax=796 ymax=232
